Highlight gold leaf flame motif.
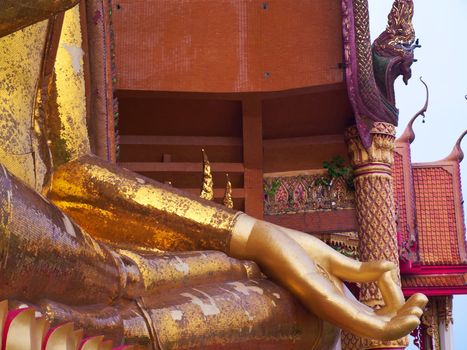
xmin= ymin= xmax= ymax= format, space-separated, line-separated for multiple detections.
xmin=200 ymin=149 xmax=214 ymax=201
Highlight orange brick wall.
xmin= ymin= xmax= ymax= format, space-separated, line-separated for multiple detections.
xmin=113 ymin=0 xmax=344 ymax=92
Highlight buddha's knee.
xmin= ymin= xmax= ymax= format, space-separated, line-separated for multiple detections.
xmin=0 ymin=165 xmax=121 ymax=305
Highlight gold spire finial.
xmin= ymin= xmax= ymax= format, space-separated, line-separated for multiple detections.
xmin=223 ymin=174 xmax=234 ymax=208
xmin=200 ymin=149 xmax=214 ymax=200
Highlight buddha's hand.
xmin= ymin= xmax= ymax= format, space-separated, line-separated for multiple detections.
xmin=230 ymin=217 xmax=428 ymax=340
xmin=327 ymin=254 xmax=428 ymax=315
xmin=290 ymin=228 xmax=429 ymax=339
xmin=351 ymin=261 xmax=428 ymax=339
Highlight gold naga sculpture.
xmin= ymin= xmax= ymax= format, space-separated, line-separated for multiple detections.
xmin=0 ymin=1 xmax=428 ymax=349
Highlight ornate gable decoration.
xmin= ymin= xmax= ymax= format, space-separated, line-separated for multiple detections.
xmin=342 ymin=0 xmax=418 ymax=148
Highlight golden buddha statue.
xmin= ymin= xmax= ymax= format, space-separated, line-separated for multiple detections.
xmin=0 ymin=1 xmax=427 ymax=349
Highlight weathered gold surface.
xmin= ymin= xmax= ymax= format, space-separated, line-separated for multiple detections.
xmin=39 ymin=280 xmax=328 ymax=350
xmin=0 ymin=21 xmax=49 ymax=190
xmin=45 ymin=151 xmax=427 ymax=343
xmin=143 ymin=281 xmax=322 ymax=349
xmin=49 ymin=155 xmax=237 ymax=252
xmin=0 ymin=165 xmax=335 ymax=349
xmin=117 ymin=250 xmax=255 ymax=297
xmin=0 ymin=0 xmax=79 ymax=38
xmin=0 ymin=165 xmax=121 ymax=305
xmin=46 ymin=5 xmax=91 ymax=168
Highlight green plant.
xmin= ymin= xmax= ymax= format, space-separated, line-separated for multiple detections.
xmin=264 ymin=179 xmax=281 ymax=197
xmin=317 ymin=156 xmax=355 ymax=191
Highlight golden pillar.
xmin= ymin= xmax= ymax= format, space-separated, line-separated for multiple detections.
xmin=345 ymin=122 xmax=407 ymax=350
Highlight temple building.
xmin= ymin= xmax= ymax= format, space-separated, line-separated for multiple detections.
xmin=0 ymin=0 xmax=465 ymax=349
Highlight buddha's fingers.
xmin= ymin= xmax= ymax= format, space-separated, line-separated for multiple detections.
xmin=396 ymin=293 xmax=428 ymax=317
xmin=382 ymin=314 xmax=421 ymax=341
xmin=377 ymin=270 xmax=405 ymax=312
xmin=380 ymin=300 xmax=427 ymax=340
xmin=336 ymin=259 xmax=395 ymax=283
xmin=242 ymin=222 xmax=396 ymax=340
xmin=399 ymin=306 xmax=423 ymax=318
xmin=280 ymin=226 xmax=397 ymax=283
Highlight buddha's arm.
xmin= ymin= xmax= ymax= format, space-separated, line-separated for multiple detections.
xmin=48 ymin=154 xmax=238 ymax=252
xmin=48 ymin=154 xmax=427 ymax=340
xmin=0 ymin=0 xmax=79 ymax=37
xmin=47 ymin=152 xmax=403 ymax=296
xmin=0 ymin=161 xmax=255 ymax=304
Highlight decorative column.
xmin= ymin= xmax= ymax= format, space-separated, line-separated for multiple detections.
xmin=438 ymin=296 xmax=454 ymax=350
xmin=421 ymin=296 xmax=453 ymax=350
xmin=345 ymin=122 xmax=407 ymax=350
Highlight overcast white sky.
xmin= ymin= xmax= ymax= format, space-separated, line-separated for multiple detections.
xmin=369 ymin=1 xmax=467 ymax=348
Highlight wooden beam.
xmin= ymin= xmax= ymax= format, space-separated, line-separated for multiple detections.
xmin=118 ymin=162 xmax=244 ymax=173
xmin=182 ymin=188 xmax=245 ymax=198
xmin=116 ymin=82 xmax=346 ymax=101
xmin=264 ymin=209 xmax=358 ymax=234
xmin=242 ymin=97 xmax=264 ymax=218
xmin=264 ymin=134 xmax=345 ymax=149
xmin=119 ymin=135 xmax=242 ymax=147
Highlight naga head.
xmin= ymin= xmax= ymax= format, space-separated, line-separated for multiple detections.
xmin=372 ymin=0 xmax=419 ymax=104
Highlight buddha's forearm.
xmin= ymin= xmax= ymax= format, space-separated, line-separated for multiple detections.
xmin=48 ymin=154 xmax=239 ymax=252
xmin=0 ymin=0 xmax=80 ymax=38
